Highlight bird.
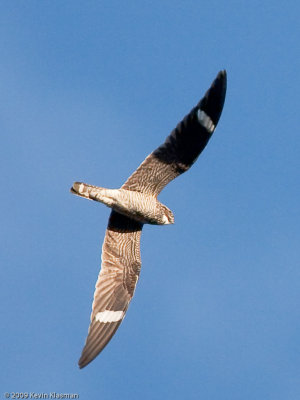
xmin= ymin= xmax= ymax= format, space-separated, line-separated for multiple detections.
xmin=71 ymin=70 xmax=227 ymax=368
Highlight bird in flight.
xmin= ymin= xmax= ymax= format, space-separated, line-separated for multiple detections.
xmin=71 ymin=70 xmax=227 ymax=368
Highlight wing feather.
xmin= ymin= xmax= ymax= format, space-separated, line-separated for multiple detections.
xmin=78 ymin=211 xmax=143 ymax=368
xmin=122 ymin=70 xmax=227 ymax=196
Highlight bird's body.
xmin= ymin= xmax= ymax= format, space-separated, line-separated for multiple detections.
xmin=71 ymin=70 xmax=227 ymax=368
xmin=71 ymin=183 xmax=174 ymax=225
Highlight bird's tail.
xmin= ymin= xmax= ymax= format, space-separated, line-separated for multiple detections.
xmin=70 ymin=182 xmax=103 ymax=201
xmin=70 ymin=182 xmax=118 ymax=209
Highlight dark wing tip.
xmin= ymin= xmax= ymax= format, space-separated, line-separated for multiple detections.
xmin=78 ymin=342 xmax=99 ymax=369
xmin=78 ymin=355 xmax=91 ymax=369
xmin=218 ymin=69 xmax=227 ymax=78
xmin=78 ymin=319 xmax=123 ymax=369
xmin=78 ymin=349 xmax=92 ymax=369
xmin=198 ymin=69 xmax=227 ymax=128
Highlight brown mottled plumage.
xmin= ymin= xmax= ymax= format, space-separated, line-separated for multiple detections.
xmin=71 ymin=70 xmax=227 ymax=368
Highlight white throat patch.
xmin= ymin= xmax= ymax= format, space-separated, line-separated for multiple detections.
xmin=162 ymin=215 xmax=169 ymax=224
xmin=197 ymin=109 xmax=215 ymax=133
xmin=95 ymin=310 xmax=124 ymax=323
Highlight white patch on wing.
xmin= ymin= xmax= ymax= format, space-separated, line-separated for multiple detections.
xmin=95 ymin=310 xmax=124 ymax=323
xmin=197 ymin=109 xmax=215 ymax=133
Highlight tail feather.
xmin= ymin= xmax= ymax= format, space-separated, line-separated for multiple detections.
xmin=70 ymin=182 xmax=100 ymax=200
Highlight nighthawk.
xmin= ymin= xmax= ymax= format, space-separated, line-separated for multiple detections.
xmin=71 ymin=70 xmax=227 ymax=368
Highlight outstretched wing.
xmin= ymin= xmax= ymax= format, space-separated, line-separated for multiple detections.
xmin=78 ymin=211 xmax=143 ymax=368
xmin=122 ymin=70 xmax=227 ymax=196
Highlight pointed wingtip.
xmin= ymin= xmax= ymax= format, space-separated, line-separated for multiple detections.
xmin=216 ymin=69 xmax=227 ymax=89
xmin=78 ymin=349 xmax=100 ymax=369
xmin=198 ymin=69 xmax=227 ymax=128
xmin=215 ymin=69 xmax=227 ymax=81
xmin=78 ymin=353 xmax=91 ymax=369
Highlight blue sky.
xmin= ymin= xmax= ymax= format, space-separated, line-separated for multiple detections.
xmin=1 ymin=1 xmax=299 ymax=399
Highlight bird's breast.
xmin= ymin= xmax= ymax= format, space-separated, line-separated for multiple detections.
xmin=112 ymin=190 xmax=167 ymax=225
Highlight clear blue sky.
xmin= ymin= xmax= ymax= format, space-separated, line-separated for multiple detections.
xmin=1 ymin=1 xmax=299 ymax=399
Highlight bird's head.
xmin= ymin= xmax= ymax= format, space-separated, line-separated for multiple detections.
xmin=161 ymin=205 xmax=175 ymax=225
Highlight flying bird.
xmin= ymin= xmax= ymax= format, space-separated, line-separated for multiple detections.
xmin=71 ymin=70 xmax=227 ymax=368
